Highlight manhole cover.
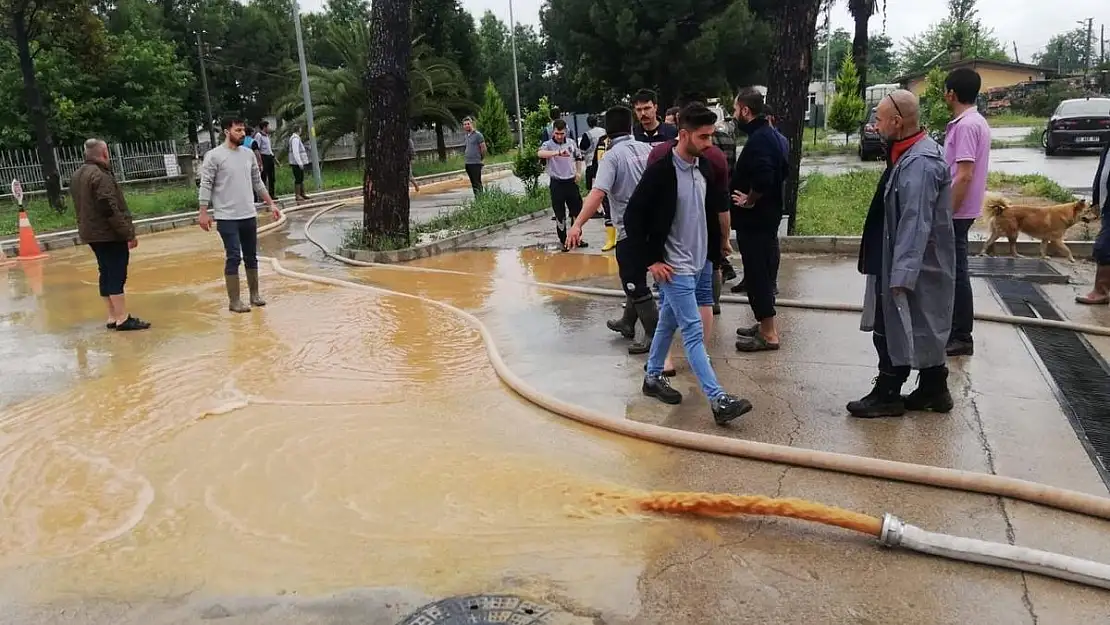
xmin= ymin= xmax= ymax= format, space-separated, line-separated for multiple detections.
xmin=968 ymin=256 xmax=1068 ymax=284
xmin=398 ymin=594 xmax=559 ymax=624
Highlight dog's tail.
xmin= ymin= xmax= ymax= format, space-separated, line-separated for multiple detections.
xmin=983 ymin=192 xmax=1011 ymax=218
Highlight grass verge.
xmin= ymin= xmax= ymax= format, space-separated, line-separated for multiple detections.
xmin=342 ymin=186 xmax=552 ymax=252
xmin=986 ymin=114 xmax=1047 ymax=128
xmin=796 ymin=169 xmax=1076 ymax=236
xmin=0 ymin=153 xmax=514 ymax=238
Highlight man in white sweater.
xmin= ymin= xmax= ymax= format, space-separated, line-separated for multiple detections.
xmin=288 ymin=126 xmax=312 ymax=201
xmin=198 ymin=117 xmax=280 ymax=313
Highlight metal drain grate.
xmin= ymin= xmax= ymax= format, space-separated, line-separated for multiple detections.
xmin=398 ymin=594 xmax=559 ymax=625
xmin=990 ymin=278 xmax=1110 ymax=488
xmin=969 ymin=257 xmax=1069 ymax=284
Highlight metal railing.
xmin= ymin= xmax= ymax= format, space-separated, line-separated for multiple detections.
xmin=0 ymin=140 xmax=180 ymax=198
xmin=191 ymin=128 xmax=472 ymax=162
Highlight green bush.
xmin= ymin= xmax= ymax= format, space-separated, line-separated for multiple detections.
xmin=827 ymin=53 xmax=867 ymax=142
xmin=920 ymin=66 xmax=952 ymax=143
xmin=512 ymin=96 xmax=552 ymax=196
xmin=474 ymin=80 xmax=513 ymax=155
xmin=416 ymin=187 xmax=551 ymax=234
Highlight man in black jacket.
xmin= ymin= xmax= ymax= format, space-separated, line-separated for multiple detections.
xmin=730 ymin=87 xmax=789 ymax=353
xmin=624 ymin=103 xmax=753 ymax=426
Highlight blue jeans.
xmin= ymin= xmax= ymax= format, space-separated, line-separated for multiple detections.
xmin=647 ymin=264 xmax=724 ymax=401
xmin=216 ymin=217 xmax=259 ymax=275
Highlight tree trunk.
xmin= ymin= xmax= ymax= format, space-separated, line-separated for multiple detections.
xmin=852 ymin=7 xmax=871 ymax=100
xmin=13 ymin=13 xmax=65 ymax=213
xmin=764 ymin=0 xmax=822 ymax=235
xmin=362 ymin=0 xmax=413 ymax=248
xmin=435 ymin=123 xmax=447 ymax=161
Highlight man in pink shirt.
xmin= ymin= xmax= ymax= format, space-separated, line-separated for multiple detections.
xmin=943 ymin=68 xmax=990 ymax=357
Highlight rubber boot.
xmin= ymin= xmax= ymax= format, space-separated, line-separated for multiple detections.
xmin=712 ymin=268 xmax=722 ymax=315
xmin=601 ymin=226 xmax=617 ymax=252
xmin=556 ymin=221 xmax=568 ymax=251
xmin=628 ymin=298 xmax=659 ymax=355
xmin=846 ymin=373 xmax=906 ymax=418
xmin=225 ymin=274 xmax=251 ymax=313
xmin=606 ymin=296 xmax=637 ymax=339
xmin=903 ymin=366 xmax=954 ymax=413
xmin=1076 ymin=265 xmax=1110 ymax=305
xmin=246 ymin=268 xmax=266 ymax=307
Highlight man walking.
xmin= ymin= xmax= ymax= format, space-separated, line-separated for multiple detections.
xmin=71 ymin=138 xmax=150 ymax=331
xmin=731 ymin=87 xmax=789 ymax=353
xmin=463 ymin=117 xmax=486 ymax=196
xmin=537 ymin=119 xmax=586 ymax=251
xmin=566 ymin=106 xmax=656 ymax=353
xmin=1076 ymin=140 xmax=1110 ymax=305
xmin=199 ymin=117 xmax=281 ymax=314
xmin=254 ymin=121 xmax=277 ymax=199
xmin=624 ymin=103 xmax=753 ymax=426
xmin=942 ymin=68 xmax=990 ymax=357
xmin=848 ymin=91 xmax=956 ymax=419
xmin=288 ymin=126 xmax=311 ymax=201
xmin=632 ymin=89 xmax=678 ymax=144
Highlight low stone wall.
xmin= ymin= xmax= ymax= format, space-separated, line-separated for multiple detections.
xmin=338 ymin=210 xmax=549 ymax=264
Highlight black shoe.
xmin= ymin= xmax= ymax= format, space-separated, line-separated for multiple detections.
xmin=730 ymin=280 xmax=747 ymax=294
xmin=711 ymin=394 xmax=753 ymax=426
xmin=577 ymin=241 xmax=589 ymax=248
xmin=735 ymin=323 xmax=760 ymax=337
xmin=607 ymin=318 xmax=636 ymax=339
xmin=114 ymin=315 xmax=151 ymax=332
xmin=721 ymin=264 xmax=738 ymax=282
xmin=946 ymin=339 xmax=974 ymax=357
xmin=847 ymin=374 xmax=906 ymax=418
xmin=643 ymin=374 xmax=682 ymax=405
xmin=904 ymin=367 xmax=954 ymax=413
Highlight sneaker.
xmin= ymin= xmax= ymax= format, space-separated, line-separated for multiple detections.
xmin=946 ymin=339 xmax=974 ymax=357
xmin=114 ymin=315 xmax=151 ymax=332
xmin=711 ymin=394 xmax=753 ymax=426
xmin=730 ymin=280 xmax=747 ymax=294
xmin=643 ymin=374 xmax=682 ymax=405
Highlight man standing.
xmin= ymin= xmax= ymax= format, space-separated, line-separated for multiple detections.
xmin=848 ymin=91 xmax=956 ymax=419
xmin=199 ymin=117 xmax=281 ymax=314
xmin=71 ymin=138 xmax=150 ymax=331
xmin=408 ymin=136 xmax=420 ymax=193
xmin=942 ymin=68 xmax=990 ymax=357
xmin=624 ymin=103 xmax=752 ymax=426
xmin=1076 ymin=140 xmax=1110 ymax=305
xmin=566 ymin=106 xmax=656 ymax=353
xmin=632 ymin=89 xmax=678 ymax=144
xmin=537 ymin=119 xmax=586 ymax=251
xmin=254 ymin=121 xmax=277 ymax=199
xmin=288 ymin=126 xmax=311 ymax=201
xmin=463 ymin=117 xmax=487 ymax=196
xmin=731 ymin=87 xmax=789 ymax=353
xmin=580 ymin=114 xmax=607 ymax=191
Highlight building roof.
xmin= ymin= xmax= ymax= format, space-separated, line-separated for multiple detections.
xmin=893 ymin=58 xmax=1055 ymax=84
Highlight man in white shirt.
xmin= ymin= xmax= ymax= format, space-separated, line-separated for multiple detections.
xmin=288 ymin=127 xmax=311 ymax=201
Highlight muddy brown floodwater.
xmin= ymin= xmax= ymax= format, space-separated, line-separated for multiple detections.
xmin=0 ymin=221 xmax=688 ymax=618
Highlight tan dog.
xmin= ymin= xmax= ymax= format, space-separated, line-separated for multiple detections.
xmin=978 ymin=193 xmax=1096 ymax=263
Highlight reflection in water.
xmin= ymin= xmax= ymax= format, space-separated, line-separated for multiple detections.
xmin=0 ymin=237 xmax=677 ymax=610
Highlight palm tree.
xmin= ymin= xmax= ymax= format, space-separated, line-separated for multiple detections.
xmin=847 ymin=0 xmax=884 ymax=99
xmin=272 ymin=20 xmax=472 ymax=164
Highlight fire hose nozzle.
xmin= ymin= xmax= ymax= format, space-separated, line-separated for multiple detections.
xmin=879 ymin=513 xmax=905 ymax=547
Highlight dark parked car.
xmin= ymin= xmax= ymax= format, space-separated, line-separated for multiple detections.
xmin=1044 ymin=97 xmax=1110 ymax=156
xmin=858 ymin=106 xmax=884 ymax=161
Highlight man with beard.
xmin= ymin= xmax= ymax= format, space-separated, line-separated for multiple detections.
xmin=632 ymin=89 xmax=678 ymax=144
xmin=848 ymin=90 xmax=955 ymax=419
xmin=537 ymin=119 xmax=586 ymax=251
xmin=198 ymin=117 xmax=281 ymax=313
xmin=624 ymin=103 xmax=752 ymax=426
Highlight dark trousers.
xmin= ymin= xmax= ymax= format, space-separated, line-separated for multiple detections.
xmin=261 ymin=154 xmax=276 ymax=198
xmin=952 ymin=218 xmax=974 ymax=343
xmin=735 ymin=227 xmax=778 ymax=321
xmin=291 ymin=164 xmax=305 ymax=185
xmin=550 ymin=178 xmax=583 ymax=245
xmin=1096 ymin=213 xmax=1110 ymax=265
xmin=89 ymin=241 xmax=130 ymax=297
xmin=465 ymin=163 xmax=484 ymax=195
xmin=872 ymin=278 xmax=911 ymax=382
xmin=615 ymin=238 xmax=651 ymax=300
xmin=216 ymin=217 xmax=259 ymax=276
xmin=585 ymin=162 xmax=598 ymax=190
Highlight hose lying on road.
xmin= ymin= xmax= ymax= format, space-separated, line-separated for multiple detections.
xmin=254 ymin=201 xmax=1110 ymax=591
xmin=299 ymin=201 xmax=1110 ymax=338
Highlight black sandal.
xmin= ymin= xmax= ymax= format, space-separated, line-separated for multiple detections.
xmin=114 ymin=316 xmax=151 ymax=331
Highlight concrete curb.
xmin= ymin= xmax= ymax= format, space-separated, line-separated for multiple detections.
xmin=775 ymin=235 xmax=1095 ymax=259
xmin=338 ymin=209 xmax=550 ymax=264
xmin=0 ymin=163 xmax=512 ymax=256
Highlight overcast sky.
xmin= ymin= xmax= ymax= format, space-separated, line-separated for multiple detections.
xmin=300 ymin=0 xmax=1106 ymax=64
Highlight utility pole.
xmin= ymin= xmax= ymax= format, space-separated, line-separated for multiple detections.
xmin=1012 ymin=41 xmax=1020 ymax=64
xmin=292 ymin=1 xmax=323 ymax=191
xmin=508 ymin=0 xmax=524 ymax=153
xmin=194 ymin=30 xmax=216 ymax=148
xmin=822 ymin=2 xmax=831 ymax=132
xmin=1083 ymin=17 xmax=1094 ymax=80
xmin=1101 ymin=24 xmax=1106 ymax=65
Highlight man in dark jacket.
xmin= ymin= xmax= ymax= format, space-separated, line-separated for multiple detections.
xmin=1077 ymin=142 xmax=1110 ymax=305
xmin=624 ymin=103 xmax=752 ymax=426
xmin=731 ymin=87 xmax=789 ymax=353
xmin=71 ymin=138 xmax=150 ymax=331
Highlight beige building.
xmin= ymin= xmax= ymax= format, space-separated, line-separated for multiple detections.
xmin=895 ymin=58 xmax=1052 ymax=96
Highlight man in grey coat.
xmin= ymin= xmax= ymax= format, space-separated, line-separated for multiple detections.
xmin=848 ymin=90 xmax=956 ymax=419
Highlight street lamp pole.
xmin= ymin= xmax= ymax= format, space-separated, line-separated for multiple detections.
xmin=194 ymin=30 xmax=216 ymax=147
xmin=292 ymin=1 xmax=324 ymax=190
xmin=508 ymin=0 xmax=525 ymax=152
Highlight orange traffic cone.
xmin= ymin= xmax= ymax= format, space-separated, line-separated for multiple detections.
xmin=16 ymin=210 xmax=47 ymax=261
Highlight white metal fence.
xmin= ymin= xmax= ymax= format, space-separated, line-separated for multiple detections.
xmin=190 ymin=128 xmax=473 ymax=162
xmin=0 ymin=140 xmax=180 ymax=197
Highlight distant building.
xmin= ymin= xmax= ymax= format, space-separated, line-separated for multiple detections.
xmin=894 ymin=58 xmax=1055 ymax=97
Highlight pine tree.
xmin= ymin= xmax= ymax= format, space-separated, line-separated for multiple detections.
xmin=827 ymin=52 xmax=868 ymax=143
xmin=474 ymin=80 xmax=513 ymax=155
